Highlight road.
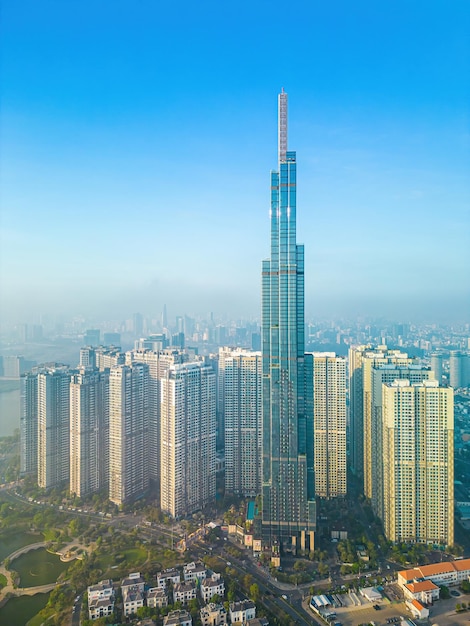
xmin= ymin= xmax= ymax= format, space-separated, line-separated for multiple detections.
xmin=200 ymin=540 xmax=323 ymax=625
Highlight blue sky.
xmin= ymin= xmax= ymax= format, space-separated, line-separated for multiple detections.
xmin=1 ymin=0 xmax=469 ymax=325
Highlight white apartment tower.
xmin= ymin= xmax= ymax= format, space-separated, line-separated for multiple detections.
xmin=109 ymin=362 xmax=149 ymax=505
xmin=20 ymin=371 xmax=39 ymax=476
xmin=371 ymin=365 xmax=434 ymax=518
xmin=70 ymin=367 xmax=109 ymax=498
xmin=220 ymin=348 xmax=262 ymax=497
xmin=37 ymin=365 xmax=71 ymax=489
xmin=312 ymin=353 xmax=347 ymax=498
xmin=349 ymin=345 xmax=414 ymax=498
xmin=160 ymin=362 xmax=216 ymax=517
xmin=130 ymin=349 xmax=189 ymax=496
xmin=382 ymin=380 xmax=454 ymax=546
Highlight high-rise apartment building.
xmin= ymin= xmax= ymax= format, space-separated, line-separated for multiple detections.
xmin=370 ymin=365 xmax=434 ymax=518
xmin=70 ymin=367 xmax=109 ymax=498
xmin=20 ymin=371 xmax=39 ymax=476
xmin=382 ymin=380 xmax=454 ymax=546
xmin=160 ymin=362 xmax=216 ymax=518
xmin=37 ymin=365 xmax=71 ymax=489
xmin=219 ymin=348 xmax=262 ymax=497
xmin=261 ymin=91 xmax=315 ymax=551
xmin=449 ymin=350 xmax=470 ymax=388
xmin=349 ymin=345 xmax=413 ymax=498
xmin=430 ymin=352 xmax=444 ymax=384
xmin=109 ymin=363 xmax=149 ymax=505
xmin=131 ymin=348 xmax=189 ymax=496
xmin=312 ymin=353 xmax=347 ymax=499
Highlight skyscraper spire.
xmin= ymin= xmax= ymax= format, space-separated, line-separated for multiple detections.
xmin=278 ymin=88 xmax=288 ymax=163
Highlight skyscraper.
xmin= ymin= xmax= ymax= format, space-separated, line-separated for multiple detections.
xmin=349 ymin=345 xmax=413 ymax=498
xmin=261 ymin=90 xmax=315 ymax=552
xmin=109 ymin=362 xmax=149 ymax=505
xmin=312 ymin=352 xmax=347 ymax=499
xmin=20 ymin=370 xmax=39 ymax=476
xmin=382 ymin=380 xmax=454 ymax=546
xmin=37 ymin=365 xmax=71 ymax=489
xmin=160 ymin=362 xmax=216 ymax=517
xmin=70 ymin=367 xmax=109 ymax=498
xmin=220 ymin=347 xmax=262 ymax=497
xmin=370 ymin=364 xmax=434 ymax=518
xmin=131 ymin=348 xmax=189 ymax=499
xmin=449 ymin=350 xmax=470 ymax=388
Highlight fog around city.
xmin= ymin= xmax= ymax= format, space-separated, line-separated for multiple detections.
xmin=1 ymin=1 xmax=469 ymax=327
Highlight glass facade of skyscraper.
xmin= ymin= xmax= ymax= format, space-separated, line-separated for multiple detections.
xmin=261 ymin=91 xmax=315 ymax=551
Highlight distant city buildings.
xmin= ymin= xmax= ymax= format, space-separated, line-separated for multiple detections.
xmin=449 ymin=350 xmax=470 ymax=388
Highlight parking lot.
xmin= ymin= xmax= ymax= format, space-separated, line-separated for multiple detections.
xmin=306 ymin=596 xmax=470 ymax=626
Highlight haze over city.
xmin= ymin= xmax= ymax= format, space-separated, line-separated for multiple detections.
xmin=1 ymin=0 xmax=469 ymax=325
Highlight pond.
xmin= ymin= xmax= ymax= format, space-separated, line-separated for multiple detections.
xmin=0 ymin=592 xmax=49 ymax=626
xmin=0 ymin=532 xmax=40 ymax=563
xmin=11 ymin=548 xmax=70 ymax=587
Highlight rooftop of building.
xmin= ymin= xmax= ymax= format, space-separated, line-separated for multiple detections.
xmin=399 ymin=558 xmax=470 ymax=581
xmin=404 ymin=580 xmax=439 ymax=592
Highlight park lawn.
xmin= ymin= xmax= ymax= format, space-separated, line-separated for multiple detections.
xmin=95 ymin=551 xmax=116 ymax=572
xmin=122 ymin=546 xmax=147 ymax=564
xmin=0 ymin=573 xmax=7 ymax=588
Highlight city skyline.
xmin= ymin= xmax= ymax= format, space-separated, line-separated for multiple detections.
xmin=1 ymin=1 xmax=469 ymax=325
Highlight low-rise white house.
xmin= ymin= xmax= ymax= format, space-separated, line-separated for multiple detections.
xmin=403 ymin=580 xmax=440 ymax=604
xmin=184 ymin=561 xmax=208 ymax=582
xmin=406 ymin=599 xmax=430 ymax=619
xmin=229 ymin=599 xmax=256 ymax=624
xmin=147 ymin=586 xmax=169 ymax=609
xmin=122 ymin=572 xmax=145 ymax=593
xmin=201 ymin=573 xmax=225 ymax=603
xmin=122 ymin=572 xmax=146 ymax=617
xmin=87 ymin=580 xmax=114 ymax=621
xmin=123 ymin=588 xmax=145 ymax=616
xmin=200 ymin=602 xmax=228 ymax=626
xmin=158 ymin=568 xmax=182 ymax=589
xmin=164 ymin=609 xmax=192 ymax=626
xmin=89 ymin=596 xmax=115 ymax=621
xmin=173 ymin=581 xmax=197 ymax=604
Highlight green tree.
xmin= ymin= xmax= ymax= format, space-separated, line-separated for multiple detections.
xmin=249 ymin=583 xmax=260 ymax=602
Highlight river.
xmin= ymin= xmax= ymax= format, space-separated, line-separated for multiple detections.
xmin=0 ymin=381 xmax=20 ymax=437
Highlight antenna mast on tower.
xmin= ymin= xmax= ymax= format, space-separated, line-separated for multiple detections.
xmin=278 ymin=88 xmax=288 ymax=162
